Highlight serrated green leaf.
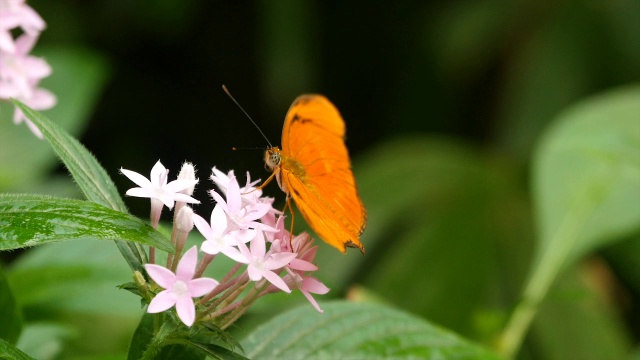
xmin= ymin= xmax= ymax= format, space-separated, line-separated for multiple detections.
xmin=242 ymin=301 xmax=501 ymax=359
xmin=11 ymin=101 xmax=126 ymax=212
xmin=0 ymin=338 xmax=35 ymax=360
xmin=10 ymin=100 xmax=148 ymax=271
xmin=0 ymin=266 xmax=22 ymax=344
xmin=0 ymin=194 xmax=172 ymax=252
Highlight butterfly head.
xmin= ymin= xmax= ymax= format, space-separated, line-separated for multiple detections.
xmin=264 ymin=147 xmax=282 ymax=171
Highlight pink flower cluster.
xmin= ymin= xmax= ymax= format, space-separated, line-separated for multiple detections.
xmin=0 ymin=0 xmax=56 ymax=138
xmin=121 ymin=161 xmax=329 ymax=328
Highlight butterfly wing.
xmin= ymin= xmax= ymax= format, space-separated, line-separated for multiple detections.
xmin=280 ymin=95 xmax=366 ymax=253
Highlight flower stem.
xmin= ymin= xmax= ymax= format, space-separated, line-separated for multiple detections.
xmin=199 ymin=263 xmax=243 ymax=304
xmin=194 ymin=253 xmax=215 ymax=278
xmin=497 ymin=196 xmax=593 ymax=358
xmin=220 ymin=279 xmax=270 ymax=329
xmin=200 ymin=273 xmax=249 ymax=319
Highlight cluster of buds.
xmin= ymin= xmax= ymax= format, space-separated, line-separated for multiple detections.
xmin=0 ymin=0 xmax=56 ymax=138
xmin=120 ymin=161 xmax=329 ymax=328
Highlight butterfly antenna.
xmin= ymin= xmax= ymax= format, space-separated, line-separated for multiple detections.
xmin=222 ymin=85 xmax=273 ymax=148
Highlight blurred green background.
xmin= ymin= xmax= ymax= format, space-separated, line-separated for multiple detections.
xmin=1 ymin=0 xmax=639 ymax=359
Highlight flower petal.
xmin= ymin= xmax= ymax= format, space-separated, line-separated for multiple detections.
xmin=172 ymin=192 xmax=200 ymax=204
xmin=209 ymin=204 xmax=227 ymax=233
xmin=165 ymin=179 xmax=199 ymax=193
xmin=302 ymin=277 xmax=330 ymax=295
xmin=147 ymin=290 xmax=177 ymax=313
xmin=175 ymin=296 xmax=196 ymax=327
xmin=262 ymin=270 xmax=291 ymax=293
xmin=145 ymin=264 xmax=176 ymax=289
xmin=266 ymin=252 xmax=297 ymax=270
xmin=201 ymin=239 xmax=222 ymax=255
xmin=189 ymin=277 xmax=219 ymax=297
xmin=120 ymin=168 xmax=153 ymax=189
xmin=125 ymin=187 xmax=153 ymax=198
xmin=175 ymin=246 xmax=198 ymax=280
xmin=247 ymin=264 xmax=262 ymax=281
xmin=301 ymin=290 xmax=324 ymax=313
xmin=249 ymin=232 xmax=266 ymax=258
xmin=193 ymin=213 xmax=213 ymax=240
xmin=220 ymin=246 xmax=247 ymax=263
xmin=150 ymin=161 xmax=167 ymax=186
xmin=288 ymin=258 xmax=318 ymax=272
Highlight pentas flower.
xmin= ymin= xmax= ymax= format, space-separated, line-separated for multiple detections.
xmin=0 ymin=32 xmax=56 ymax=138
xmin=236 ymin=231 xmax=297 ymax=293
xmin=283 ymin=272 xmax=330 ymax=313
xmin=269 ymin=222 xmax=317 ymax=273
xmin=266 ymin=231 xmax=329 ymax=312
xmin=193 ymin=204 xmax=253 ymax=262
xmin=121 ymin=160 xmax=199 ymax=227
xmin=145 ymin=246 xmax=219 ymax=327
xmin=123 ymin=164 xmax=330 ymax=329
xmin=0 ymin=0 xmax=45 ymax=53
xmin=209 ymin=173 xmax=273 ymax=232
xmin=211 ymin=167 xmax=279 ymax=220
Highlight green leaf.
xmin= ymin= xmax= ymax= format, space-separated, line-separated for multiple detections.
xmin=0 ymin=338 xmax=35 ymax=360
xmin=242 ymin=301 xmax=501 ymax=359
xmin=128 ymin=312 xmax=245 ymax=360
xmin=0 ymin=194 xmax=172 ymax=252
xmin=15 ymin=323 xmax=75 ymax=360
xmin=127 ymin=313 xmax=155 ymax=360
xmin=0 ymin=266 xmax=22 ymax=344
xmin=172 ymin=340 xmax=247 ymax=360
xmin=10 ymin=100 xmax=148 ymax=271
xmin=533 ymin=85 xmax=640 ymax=264
xmin=499 ymin=86 xmax=640 ymax=357
xmin=11 ymin=101 xmax=126 ymax=212
xmin=7 ymin=242 xmax=139 ymax=315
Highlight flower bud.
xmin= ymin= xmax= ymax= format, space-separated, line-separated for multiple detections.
xmin=177 ymin=162 xmax=197 ymax=196
xmin=133 ymin=270 xmax=148 ymax=293
xmin=176 ymin=206 xmax=194 ymax=233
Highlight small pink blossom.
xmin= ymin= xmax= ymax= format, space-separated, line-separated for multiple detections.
xmin=209 ymin=173 xmax=273 ymax=231
xmin=193 ymin=204 xmax=253 ymax=262
xmin=295 ymin=273 xmax=330 ymax=313
xmin=145 ymin=246 xmax=218 ymax=327
xmin=0 ymin=0 xmax=45 ymax=53
xmin=236 ymin=231 xmax=297 ymax=293
xmin=121 ymin=160 xmax=200 ymax=210
xmin=0 ymin=33 xmax=56 ymax=138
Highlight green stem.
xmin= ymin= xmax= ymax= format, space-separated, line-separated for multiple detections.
xmin=498 ymin=197 xmax=593 ymax=358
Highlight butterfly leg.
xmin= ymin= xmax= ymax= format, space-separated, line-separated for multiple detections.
xmin=241 ymin=169 xmax=278 ymax=196
xmin=279 ymin=195 xmax=295 ymax=249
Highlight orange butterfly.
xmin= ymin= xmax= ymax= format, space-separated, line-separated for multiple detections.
xmin=264 ymin=95 xmax=366 ymax=253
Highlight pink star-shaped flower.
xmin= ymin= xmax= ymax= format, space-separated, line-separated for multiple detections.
xmin=286 ymin=273 xmax=330 ymax=313
xmin=0 ymin=33 xmax=56 ymax=138
xmin=0 ymin=0 xmax=45 ymax=53
xmin=145 ymin=246 xmax=219 ymax=327
xmin=236 ymin=231 xmax=297 ymax=293
xmin=121 ymin=160 xmax=200 ymax=210
xmin=193 ymin=204 xmax=253 ymax=262
xmin=209 ymin=174 xmax=273 ymax=231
